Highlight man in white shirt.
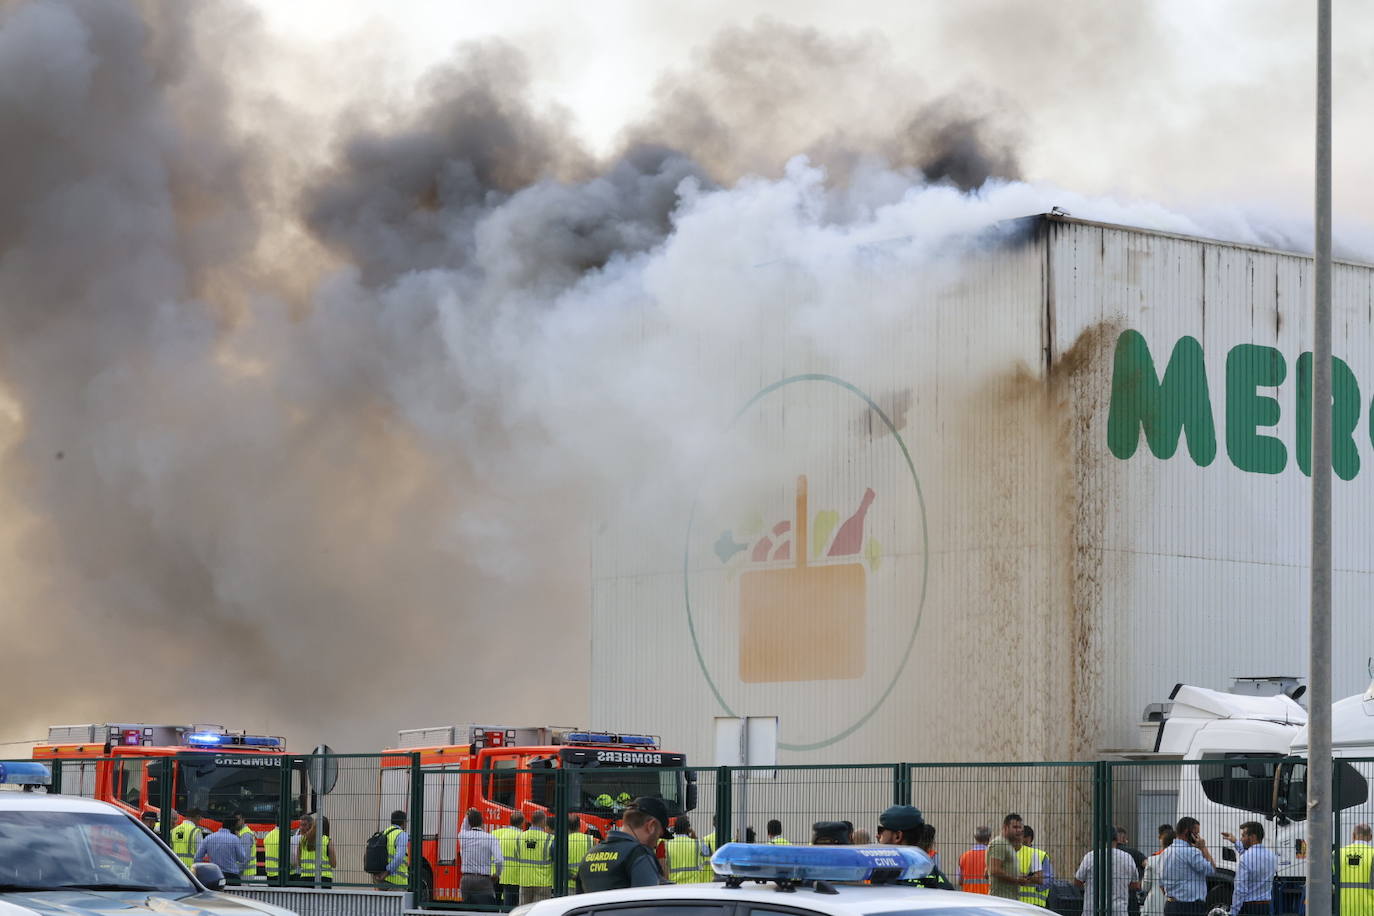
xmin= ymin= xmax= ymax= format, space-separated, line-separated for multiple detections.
xmin=1075 ymin=829 xmax=1142 ymax=916
xmin=458 ymin=808 xmax=503 ymax=905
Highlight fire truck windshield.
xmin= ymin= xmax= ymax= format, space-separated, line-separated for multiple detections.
xmin=566 ymin=767 xmax=684 ymax=817
xmin=175 ymin=756 xmax=303 ymax=824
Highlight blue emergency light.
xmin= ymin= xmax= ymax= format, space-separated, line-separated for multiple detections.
xmin=564 ymin=731 xmax=658 ymax=747
xmin=242 ymin=736 xmax=283 ymax=748
xmin=710 ymin=843 xmax=933 ymax=884
xmin=186 ymin=733 xmax=225 ymax=746
xmin=0 ymin=762 xmax=52 ymax=787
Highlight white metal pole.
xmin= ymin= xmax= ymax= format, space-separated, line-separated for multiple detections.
xmin=1308 ymin=3 xmax=1333 ymax=916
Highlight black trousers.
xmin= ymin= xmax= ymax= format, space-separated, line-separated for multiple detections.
xmin=461 ymin=874 xmax=497 ymax=906
xmin=501 ymin=882 xmax=520 ymax=908
xmin=1164 ymin=900 xmax=1207 ymax=916
xmin=1237 ymin=902 xmax=1271 ymax=916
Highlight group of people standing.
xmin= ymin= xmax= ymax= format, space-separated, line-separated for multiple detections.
xmin=141 ymin=808 xmax=338 ymax=886
xmin=952 ymin=813 xmax=1374 ymax=916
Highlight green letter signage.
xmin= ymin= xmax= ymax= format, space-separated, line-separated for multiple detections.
xmin=1107 ymin=331 xmax=1217 ymax=466
xmin=1295 ymin=352 xmax=1362 ymax=481
xmin=1225 ymin=344 xmax=1287 ymax=474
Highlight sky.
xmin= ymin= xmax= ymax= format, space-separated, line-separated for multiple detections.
xmin=246 ymin=0 xmax=1374 ymax=224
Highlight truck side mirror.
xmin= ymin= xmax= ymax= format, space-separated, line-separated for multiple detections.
xmin=684 ymin=771 xmax=698 ymax=812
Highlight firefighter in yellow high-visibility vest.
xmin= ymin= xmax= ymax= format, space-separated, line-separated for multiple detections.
xmin=169 ymin=810 xmax=208 ymax=868
xmin=565 ymin=814 xmax=595 ymax=892
xmin=1016 ymin=825 xmax=1051 ymax=907
xmin=516 ymin=811 xmax=554 ymax=905
xmin=664 ymin=816 xmax=711 ymax=884
xmin=494 ymin=813 xmax=526 ymax=907
xmin=1339 ymin=823 xmax=1374 ymax=916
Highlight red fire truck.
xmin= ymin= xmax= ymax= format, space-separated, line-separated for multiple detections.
xmin=32 ymin=723 xmax=306 ymax=868
xmin=380 ymin=725 xmax=696 ymax=900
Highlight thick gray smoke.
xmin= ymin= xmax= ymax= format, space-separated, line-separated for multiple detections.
xmin=625 ymin=20 xmax=1021 ymax=191
xmin=0 ymin=0 xmax=1358 ymax=752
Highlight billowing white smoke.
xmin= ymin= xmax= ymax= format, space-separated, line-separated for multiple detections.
xmin=0 ymin=0 xmax=1362 ymax=750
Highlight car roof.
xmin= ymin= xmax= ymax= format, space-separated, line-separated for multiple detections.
xmin=0 ymin=793 xmax=129 ymax=815
xmin=529 ymin=882 xmax=1039 ymax=916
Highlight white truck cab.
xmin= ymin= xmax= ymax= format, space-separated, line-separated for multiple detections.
xmin=1128 ymin=675 xmax=1374 ymax=904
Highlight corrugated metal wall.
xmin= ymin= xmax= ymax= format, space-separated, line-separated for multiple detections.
xmin=1048 ymin=218 xmax=1374 ymax=754
xmin=591 ymin=216 xmax=1374 ymax=770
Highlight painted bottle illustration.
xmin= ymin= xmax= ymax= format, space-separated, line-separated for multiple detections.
xmin=738 ymin=475 xmax=867 ymax=683
xmin=828 ymin=488 xmax=874 ymax=556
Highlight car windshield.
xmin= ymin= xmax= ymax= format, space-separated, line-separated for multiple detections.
xmin=568 ymin=767 xmax=684 ymax=816
xmin=176 ymin=757 xmax=302 ymax=825
xmin=0 ymin=809 xmax=197 ymax=893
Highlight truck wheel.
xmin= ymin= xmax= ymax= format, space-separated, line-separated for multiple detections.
xmin=1206 ymin=882 xmax=1233 ymax=908
xmin=417 ymin=863 xmax=434 ymax=905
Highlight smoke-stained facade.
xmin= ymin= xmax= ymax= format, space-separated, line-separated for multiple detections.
xmin=590 ymin=215 xmax=1374 ymax=765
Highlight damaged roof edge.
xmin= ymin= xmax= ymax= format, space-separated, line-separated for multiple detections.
xmin=1004 ymin=211 xmax=1374 ymax=270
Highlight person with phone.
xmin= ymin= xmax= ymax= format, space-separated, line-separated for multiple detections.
xmin=1221 ymin=822 xmax=1276 ymax=916
xmin=1158 ymin=817 xmax=1215 ymax=916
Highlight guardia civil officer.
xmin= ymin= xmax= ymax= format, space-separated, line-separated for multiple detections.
xmin=877 ymin=805 xmax=953 ymax=890
xmin=577 ymin=796 xmax=673 ymax=891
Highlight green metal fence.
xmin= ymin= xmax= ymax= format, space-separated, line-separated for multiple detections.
xmin=6 ymin=754 xmax=1374 ymax=915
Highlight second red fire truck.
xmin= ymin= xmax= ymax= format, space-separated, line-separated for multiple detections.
xmin=381 ymin=725 xmax=696 ymax=900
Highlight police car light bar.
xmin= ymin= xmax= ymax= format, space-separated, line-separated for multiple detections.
xmin=711 ymin=843 xmax=933 ymax=884
xmin=0 ymin=762 xmax=53 ymax=787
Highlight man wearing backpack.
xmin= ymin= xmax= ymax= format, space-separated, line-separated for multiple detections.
xmin=368 ymin=810 xmax=410 ymax=890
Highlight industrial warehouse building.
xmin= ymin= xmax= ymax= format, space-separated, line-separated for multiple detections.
xmin=590 ymin=213 xmax=1374 ymax=767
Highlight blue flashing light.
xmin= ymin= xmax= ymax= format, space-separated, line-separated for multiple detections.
xmin=242 ymin=736 xmax=283 ymax=747
xmin=186 ymin=733 xmax=225 ymax=746
xmin=0 ymin=762 xmax=52 ymax=786
xmin=565 ymin=731 xmax=658 ymax=747
xmin=710 ymin=843 xmax=933 ymax=883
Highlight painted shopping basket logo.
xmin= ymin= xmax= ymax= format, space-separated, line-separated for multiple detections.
xmin=738 ymin=474 xmax=870 ymax=683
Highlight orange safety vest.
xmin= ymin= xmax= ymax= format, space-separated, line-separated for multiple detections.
xmin=959 ymin=846 xmax=989 ymax=893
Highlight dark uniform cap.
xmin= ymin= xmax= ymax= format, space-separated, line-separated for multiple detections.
xmin=811 ymin=821 xmax=853 ymax=844
xmin=878 ymin=805 xmax=925 ymax=831
xmin=628 ymin=796 xmax=673 ymax=838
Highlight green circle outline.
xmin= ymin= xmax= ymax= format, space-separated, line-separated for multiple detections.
xmin=682 ymin=373 xmax=930 ymax=751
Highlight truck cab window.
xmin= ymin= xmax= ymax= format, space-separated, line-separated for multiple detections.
xmin=1199 ymin=754 xmax=1279 ymax=814
xmin=489 ymin=759 xmax=517 ymax=809
xmin=528 ymin=758 xmax=556 ymax=808
xmin=1276 ymin=758 xmax=1369 ymax=819
xmin=117 ymin=759 xmax=145 ymax=809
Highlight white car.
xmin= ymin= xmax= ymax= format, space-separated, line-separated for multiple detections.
xmin=515 ymin=844 xmax=1044 ymax=916
xmin=0 ymin=791 xmax=297 ymax=916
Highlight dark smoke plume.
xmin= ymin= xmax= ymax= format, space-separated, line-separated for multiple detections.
xmin=625 ymin=19 xmax=1022 ymax=190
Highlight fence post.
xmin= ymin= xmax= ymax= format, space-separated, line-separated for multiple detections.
xmin=1332 ymin=756 xmax=1342 ymax=916
xmin=893 ymin=763 xmax=911 ymax=806
xmin=715 ymin=767 xmax=731 ymax=849
xmin=157 ymin=757 xmax=174 ymax=846
xmin=1092 ymin=761 xmax=1108 ymax=916
xmin=274 ymin=755 xmax=292 ymax=887
xmin=553 ymin=767 xmax=570 ymax=897
xmin=50 ymin=758 xmax=62 ymax=795
xmin=409 ymin=753 xmax=423 ymax=906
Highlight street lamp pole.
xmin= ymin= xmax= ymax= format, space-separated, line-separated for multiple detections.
xmin=1308 ymin=3 xmax=1334 ymax=916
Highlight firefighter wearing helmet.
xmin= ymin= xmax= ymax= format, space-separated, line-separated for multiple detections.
xmin=877 ymin=805 xmax=953 ymax=889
